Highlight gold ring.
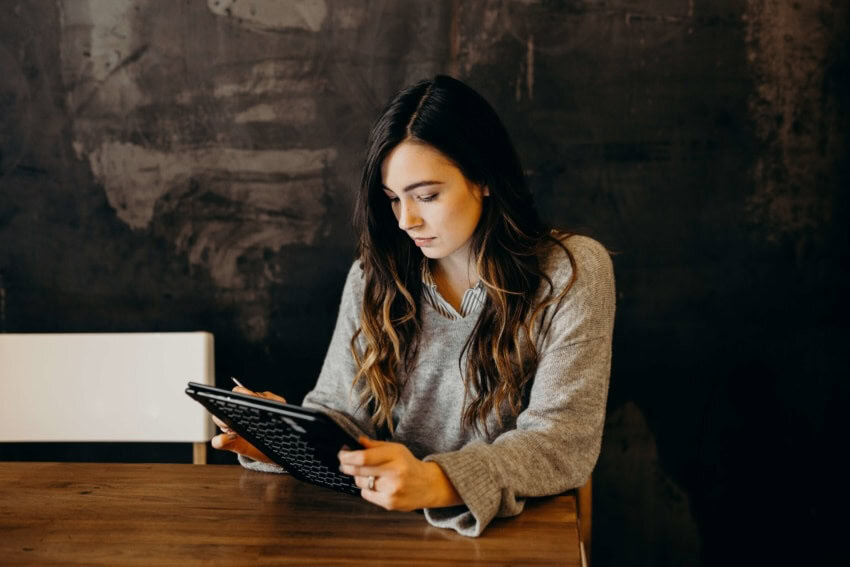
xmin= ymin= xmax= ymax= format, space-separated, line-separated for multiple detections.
xmin=367 ymin=475 xmax=376 ymax=491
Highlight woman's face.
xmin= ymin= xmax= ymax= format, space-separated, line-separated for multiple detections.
xmin=380 ymin=141 xmax=488 ymax=266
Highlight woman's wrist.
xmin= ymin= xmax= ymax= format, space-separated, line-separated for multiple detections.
xmin=425 ymin=462 xmax=463 ymax=508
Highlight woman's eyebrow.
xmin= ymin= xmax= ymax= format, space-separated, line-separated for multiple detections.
xmin=382 ymin=181 xmax=443 ymax=194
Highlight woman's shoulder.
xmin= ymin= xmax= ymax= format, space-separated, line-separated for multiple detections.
xmin=539 ymin=233 xmax=615 ymax=296
xmin=343 ymin=258 xmax=366 ymax=294
xmin=345 ymin=258 xmax=365 ymax=279
xmin=329 ymin=258 xmax=366 ymax=313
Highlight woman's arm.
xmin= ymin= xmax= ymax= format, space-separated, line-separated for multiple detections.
xmin=422 ymin=236 xmax=616 ymax=536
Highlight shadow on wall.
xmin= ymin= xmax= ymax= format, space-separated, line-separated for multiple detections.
xmin=596 ymin=402 xmax=701 ymax=566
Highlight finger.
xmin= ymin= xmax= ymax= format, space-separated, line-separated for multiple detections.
xmin=259 ymin=391 xmax=286 ymax=403
xmin=211 ymin=415 xmax=232 ymax=432
xmin=358 ymin=483 xmax=390 ymax=509
xmin=338 ymin=444 xmax=397 ymax=467
xmin=352 ymin=474 xmax=382 ymax=491
xmin=211 ymin=432 xmax=238 ymax=450
xmin=339 ymin=463 xmax=384 ymax=478
xmin=231 ymin=386 xmax=286 ymax=404
xmin=358 ymin=436 xmax=386 ymax=448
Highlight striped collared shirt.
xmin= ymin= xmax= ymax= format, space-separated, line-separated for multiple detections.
xmin=420 ymin=261 xmax=487 ymax=320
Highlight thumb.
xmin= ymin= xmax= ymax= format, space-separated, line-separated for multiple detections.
xmin=358 ymin=436 xmax=385 ymax=448
xmin=211 ymin=433 xmax=273 ymax=463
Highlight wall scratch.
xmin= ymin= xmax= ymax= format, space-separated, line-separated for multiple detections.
xmin=526 ymin=34 xmax=534 ymax=100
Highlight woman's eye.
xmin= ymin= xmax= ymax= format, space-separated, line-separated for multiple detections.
xmin=419 ymin=194 xmax=437 ymax=202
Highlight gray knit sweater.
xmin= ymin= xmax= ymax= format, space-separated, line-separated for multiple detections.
xmin=239 ymin=235 xmax=616 ymax=537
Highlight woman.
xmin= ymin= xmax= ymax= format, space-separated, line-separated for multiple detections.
xmin=212 ymin=75 xmax=615 ymax=537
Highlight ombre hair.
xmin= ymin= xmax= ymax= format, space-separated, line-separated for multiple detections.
xmin=351 ymin=75 xmax=576 ymax=435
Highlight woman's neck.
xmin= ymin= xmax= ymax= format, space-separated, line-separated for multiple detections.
xmin=430 ymin=253 xmax=479 ymax=311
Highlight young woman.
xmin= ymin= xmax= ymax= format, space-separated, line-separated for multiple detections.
xmin=212 ymin=75 xmax=616 ymax=537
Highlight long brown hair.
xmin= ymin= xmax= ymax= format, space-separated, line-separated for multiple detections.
xmin=351 ymin=75 xmax=576 ymax=435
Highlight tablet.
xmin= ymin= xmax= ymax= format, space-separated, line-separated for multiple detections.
xmin=185 ymin=382 xmax=362 ymax=495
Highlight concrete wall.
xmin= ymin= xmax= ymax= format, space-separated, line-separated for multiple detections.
xmin=1 ymin=1 xmax=846 ymax=565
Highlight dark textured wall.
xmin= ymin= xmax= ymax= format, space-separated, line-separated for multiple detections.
xmin=1 ymin=1 xmax=846 ymax=565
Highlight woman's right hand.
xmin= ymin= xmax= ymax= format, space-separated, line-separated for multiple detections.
xmin=210 ymin=386 xmax=286 ymax=464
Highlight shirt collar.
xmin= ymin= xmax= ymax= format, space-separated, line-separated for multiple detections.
xmin=421 ymin=260 xmax=485 ymax=292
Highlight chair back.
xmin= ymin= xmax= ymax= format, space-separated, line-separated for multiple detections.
xmin=0 ymin=332 xmax=214 ymax=459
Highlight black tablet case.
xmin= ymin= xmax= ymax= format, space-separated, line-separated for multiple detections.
xmin=186 ymin=382 xmax=362 ymax=495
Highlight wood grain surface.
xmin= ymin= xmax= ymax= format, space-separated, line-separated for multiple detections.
xmin=0 ymin=462 xmax=580 ymax=565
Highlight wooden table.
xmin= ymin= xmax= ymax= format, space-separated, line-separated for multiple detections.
xmin=0 ymin=462 xmax=581 ymax=565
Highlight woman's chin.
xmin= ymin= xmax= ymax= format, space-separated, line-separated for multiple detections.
xmin=418 ymin=248 xmax=445 ymax=259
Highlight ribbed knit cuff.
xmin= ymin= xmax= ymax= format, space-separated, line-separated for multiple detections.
xmin=237 ymin=454 xmax=288 ymax=474
xmin=423 ymin=446 xmax=502 ymax=537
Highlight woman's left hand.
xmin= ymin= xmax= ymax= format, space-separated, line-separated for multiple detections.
xmin=338 ymin=436 xmax=462 ymax=511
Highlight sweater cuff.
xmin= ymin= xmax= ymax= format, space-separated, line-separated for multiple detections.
xmin=423 ymin=445 xmax=502 ymax=537
xmin=237 ymin=454 xmax=288 ymax=474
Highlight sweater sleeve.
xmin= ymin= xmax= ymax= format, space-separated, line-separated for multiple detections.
xmin=238 ymin=260 xmax=375 ymax=475
xmin=422 ymin=236 xmax=616 ymax=537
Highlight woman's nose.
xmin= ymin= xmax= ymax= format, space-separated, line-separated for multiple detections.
xmin=397 ymin=202 xmax=422 ymax=231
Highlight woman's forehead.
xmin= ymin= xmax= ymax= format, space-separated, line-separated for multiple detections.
xmin=381 ymin=141 xmax=460 ymax=186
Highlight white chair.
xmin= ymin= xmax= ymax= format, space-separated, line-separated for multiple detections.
xmin=0 ymin=332 xmax=215 ymax=464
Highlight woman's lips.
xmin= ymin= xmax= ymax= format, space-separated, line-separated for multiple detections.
xmin=413 ymin=237 xmax=435 ymax=247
